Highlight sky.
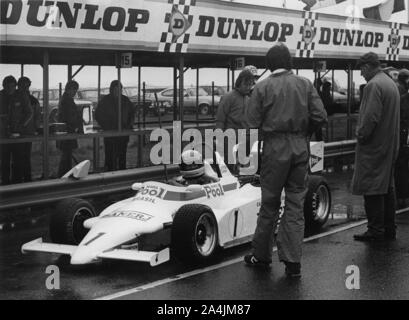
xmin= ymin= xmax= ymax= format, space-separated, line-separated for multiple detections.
xmin=2 ymin=0 xmax=408 ymax=91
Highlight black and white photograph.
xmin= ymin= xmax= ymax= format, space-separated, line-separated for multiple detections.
xmin=1 ymin=0 xmax=409 ymax=305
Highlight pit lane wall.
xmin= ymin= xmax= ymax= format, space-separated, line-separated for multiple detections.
xmin=0 ymin=0 xmax=406 ymax=61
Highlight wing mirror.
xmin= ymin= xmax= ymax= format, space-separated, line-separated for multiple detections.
xmin=186 ymin=184 xmax=203 ymax=193
xmin=62 ymin=160 xmax=90 ymax=179
xmin=131 ymin=182 xmax=143 ymax=191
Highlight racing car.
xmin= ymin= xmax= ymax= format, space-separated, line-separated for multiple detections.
xmin=22 ymin=142 xmax=331 ymax=267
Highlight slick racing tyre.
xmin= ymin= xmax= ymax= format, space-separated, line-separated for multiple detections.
xmin=171 ymin=204 xmax=218 ymax=264
xmin=304 ymin=175 xmax=331 ymax=230
xmin=50 ymin=198 xmax=96 ymax=245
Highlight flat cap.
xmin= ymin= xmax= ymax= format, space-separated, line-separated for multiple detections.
xmin=356 ymin=52 xmax=380 ymax=68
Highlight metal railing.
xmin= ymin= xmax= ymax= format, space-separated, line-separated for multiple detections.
xmin=0 ymin=165 xmax=178 ymax=211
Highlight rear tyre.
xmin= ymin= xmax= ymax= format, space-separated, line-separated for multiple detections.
xmin=171 ymin=204 xmax=218 ymax=264
xmin=50 ymin=198 xmax=96 ymax=245
xmin=304 ymin=175 xmax=331 ymax=230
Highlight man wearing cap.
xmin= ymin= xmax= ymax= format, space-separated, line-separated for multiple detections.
xmin=216 ymin=69 xmax=255 ymax=169
xmin=352 ymin=52 xmax=400 ymax=242
xmin=243 ymin=43 xmax=327 ymax=277
xmin=395 ymin=69 xmax=409 ymax=207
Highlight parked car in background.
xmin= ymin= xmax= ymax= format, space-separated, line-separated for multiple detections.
xmin=76 ymin=87 xmax=109 ymax=109
xmin=122 ymin=86 xmax=172 ymax=117
xmin=156 ymin=87 xmax=221 ymax=115
xmin=145 ymin=86 xmax=167 ymax=94
xmin=31 ymin=89 xmax=94 ymax=132
xmin=123 ymin=86 xmax=139 ymax=98
xmin=201 ymin=85 xmax=228 ymax=97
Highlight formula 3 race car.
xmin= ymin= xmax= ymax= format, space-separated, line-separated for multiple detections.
xmin=22 ymin=142 xmax=331 ymax=267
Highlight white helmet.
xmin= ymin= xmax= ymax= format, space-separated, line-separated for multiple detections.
xmin=180 ymin=150 xmax=204 ymax=179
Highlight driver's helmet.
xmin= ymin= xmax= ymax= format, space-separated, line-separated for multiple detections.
xmin=180 ymin=149 xmax=204 ymax=179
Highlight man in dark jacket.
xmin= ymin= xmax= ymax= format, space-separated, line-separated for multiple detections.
xmin=95 ymin=80 xmax=135 ymax=171
xmin=352 ymin=53 xmax=400 ymax=242
xmin=0 ymin=75 xmax=17 ymax=185
xmin=7 ymin=77 xmax=33 ymax=184
xmin=57 ymin=80 xmax=83 ymax=177
xmin=17 ymin=77 xmax=41 ymax=182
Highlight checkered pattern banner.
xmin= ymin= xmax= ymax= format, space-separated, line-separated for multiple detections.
xmin=386 ymin=22 xmax=401 ymax=61
xmin=296 ymin=11 xmax=318 ymax=58
xmin=158 ymin=0 xmax=196 ymax=53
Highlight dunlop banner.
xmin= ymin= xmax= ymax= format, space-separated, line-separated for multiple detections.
xmin=0 ymin=0 xmax=407 ymax=61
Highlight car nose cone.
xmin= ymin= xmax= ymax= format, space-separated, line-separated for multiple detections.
xmin=70 ymin=250 xmax=96 ymax=265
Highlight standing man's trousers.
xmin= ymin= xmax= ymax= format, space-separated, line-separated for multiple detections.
xmin=58 ymin=147 xmax=74 ymax=177
xmin=395 ymin=149 xmax=409 ymax=199
xmin=1 ymin=144 xmax=11 ymax=185
xmin=1 ymin=144 xmax=25 ymax=184
xmin=10 ymin=143 xmax=25 ymax=183
xmin=104 ymin=137 xmax=128 ymax=171
xmin=22 ymin=142 xmax=32 ymax=182
xmin=364 ymin=185 xmax=396 ymax=236
xmin=252 ymin=134 xmax=309 ymax=263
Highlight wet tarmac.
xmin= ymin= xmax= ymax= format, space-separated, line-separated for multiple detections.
xmin=111 ymin=213 xmax=409 ymax=300
xmin=2 ymin=169 xmax=406 ymax=300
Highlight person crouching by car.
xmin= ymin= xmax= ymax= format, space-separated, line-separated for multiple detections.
xmin=17 ymin=77 xmax=41 ymax=182
xmin=95 ymin=80 xmax=135 ymax=172
xmin=57 ymin=80 xmax=83 ymax=177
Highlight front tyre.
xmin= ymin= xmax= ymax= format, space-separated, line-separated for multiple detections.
xmin=50 ymin=198 xmax=96 ymax=245
xmin=304 ymin=175 xmax=331 ymax=230
xmin=171 ymin=204 xmax=218 ymax=264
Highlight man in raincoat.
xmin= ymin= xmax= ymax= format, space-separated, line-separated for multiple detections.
xmin=352 ymin=52 xmax=400 ymax=241
xmin=243 ymin=43 xmax=327 ymax=277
